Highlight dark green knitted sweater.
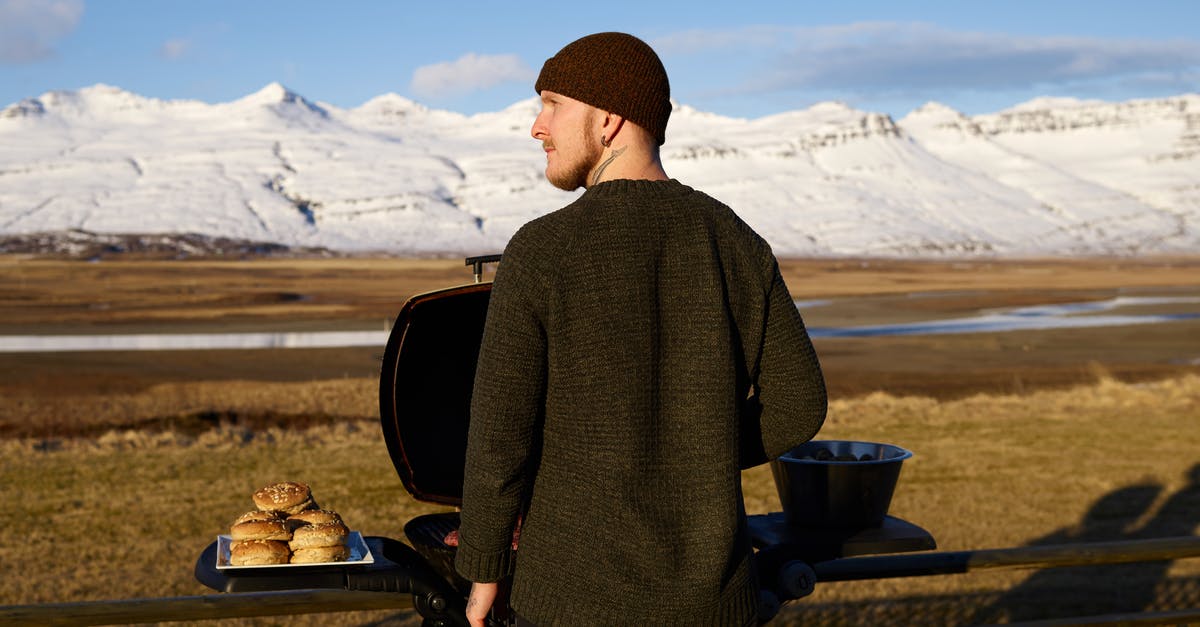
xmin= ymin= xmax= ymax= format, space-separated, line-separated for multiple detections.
xmin=454 ymin=179 xmax=826 ymax=626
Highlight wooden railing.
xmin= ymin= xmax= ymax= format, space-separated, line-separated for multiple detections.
xmin=0 ymin=589 xmax=414 ymax=626
xmin=812 ymin=535 xmax=1200 ymax=581
xmin=3 ymin=535 xmax=1199 ymax=626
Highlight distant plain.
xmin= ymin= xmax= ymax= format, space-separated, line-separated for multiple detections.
xmin=1 ymin=254 xmax=1198 ymax=625
xmin=2 ymin=255 xmax=1197 ymax=437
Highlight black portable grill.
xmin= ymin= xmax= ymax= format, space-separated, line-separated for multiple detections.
xmin=194 ymin=255 xmax=935 ymax=626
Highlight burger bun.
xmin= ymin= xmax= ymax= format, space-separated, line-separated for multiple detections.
xmin=233 ymin=509 xmax=285 ymax=526
xmin=230 ymin=519 xmax=291 ymax=542
xmin=285 ymin=509 xmax=343 ymax=531
xmin=229 ymin=540 xmax=290 ymax=566
xmin=289 ymin=521 xmax=349 ymax=550
xmin=291 ymin=545 xmax=351 ymax=564
xmin=252 ymin=481 xmax=318 ymax=515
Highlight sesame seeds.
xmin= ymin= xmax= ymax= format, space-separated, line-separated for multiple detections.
xmin=252 ymin=481 xmax=311 ymax=509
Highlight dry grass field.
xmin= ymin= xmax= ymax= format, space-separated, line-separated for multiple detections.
xmin=1 ymin=254 xmax=1198 ymax=625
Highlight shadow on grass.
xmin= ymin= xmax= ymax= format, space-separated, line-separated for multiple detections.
xmin=774 ymin=464 xmax=1200 ymax=626
xmin=971 ymin=463 xmax=1200 ymax=624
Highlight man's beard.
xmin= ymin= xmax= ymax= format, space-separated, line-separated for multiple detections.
xmin=545 ymin=120 xmax=603 ymax=191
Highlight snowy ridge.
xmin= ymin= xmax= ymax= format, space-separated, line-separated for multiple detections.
xmin=1 ymin=84 xmax=1197 ymax=257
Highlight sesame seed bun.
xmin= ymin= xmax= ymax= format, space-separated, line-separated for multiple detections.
xmin=288 ymin=521 xmax=349 ymax=550
xmin=252 ymin=482 xmax=318 ymax=515
xmin=230 ymin=519 xmax=291 ymax=542
xmin=290 ymin=544 xmax=351 ymax=564
xmin=285 ymin=509 xmax=343 ymax=532
xmin=229 ymin=539 xmax=290 ymax=566
xmin=232 ymin=509 xmax=286 ymax=526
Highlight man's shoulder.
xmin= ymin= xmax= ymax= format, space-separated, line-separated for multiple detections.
xmin=507 ymin=180 xmax=770 ymax=259
xmin=683 ymin=187 xmax=774 ymax=259
xmin=508 ymin=203 xmax=577 ymax=252
xmin=500 ymin=201 xmax=586 ymax=277
xmin=507 ymin=186 xmax=617 ymax=253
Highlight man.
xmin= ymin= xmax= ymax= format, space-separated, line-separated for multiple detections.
xmin=454 ymin=32 xmax=826 ymax=626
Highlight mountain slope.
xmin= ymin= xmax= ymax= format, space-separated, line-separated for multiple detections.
xmin=2 ymin=85 xmax=1196 ymax=257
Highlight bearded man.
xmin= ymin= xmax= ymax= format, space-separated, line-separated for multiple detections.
xmin=454 ymin=32 xmax=827 ymax=627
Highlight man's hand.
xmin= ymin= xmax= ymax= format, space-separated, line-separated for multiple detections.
xmin=465 ymin=581 xmax=499 ymax=627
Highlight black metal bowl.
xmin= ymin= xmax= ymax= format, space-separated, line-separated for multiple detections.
xmin=770 ymin=440 xmax=912 ymax=529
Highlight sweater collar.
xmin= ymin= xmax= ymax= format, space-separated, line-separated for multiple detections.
xmin=582 ymin=178 xmax=692 ymax=199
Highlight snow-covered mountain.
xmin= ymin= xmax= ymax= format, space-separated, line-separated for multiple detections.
xmin=2 ymin=83 xmax=1197 ymax=257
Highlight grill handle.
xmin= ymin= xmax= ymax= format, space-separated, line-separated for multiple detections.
xmin=346 ymin=538 xmax=471 ymax=627
xmin=465 ymin=255 xmax=503 ymax=283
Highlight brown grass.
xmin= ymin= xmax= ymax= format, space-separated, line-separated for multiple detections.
xmin=0 ymin=418 xmax=434 ymax=626
xmin=3 ymin=255 xmax=1198 ymax=330
xmin=2 ymin=255 xmax=1199 ymax=624
xmin=778 ymin=256 xmax=1200 ymax=298
xmin=3 ymin=255 xmax=1198 ymax=438
xmin=762 ymin=373 xmax=1200 ymax=625
xmin=1 ymin=377 xmax=379 ymax=439
xmin=2 ymin=375 xmax=1197 ymax=625
xmin=0 ymin=256 xmax=474 ymax=331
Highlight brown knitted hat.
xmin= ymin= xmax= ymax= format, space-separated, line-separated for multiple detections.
xmin=535 ymin=32 xmax=672 ymax=145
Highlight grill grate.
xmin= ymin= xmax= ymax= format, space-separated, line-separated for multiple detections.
xmin=404 ymin=512 xmax=468 ymax=593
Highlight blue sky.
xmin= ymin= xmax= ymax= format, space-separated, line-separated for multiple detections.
xmin=2 ymin=0 xmax=1198 ymax=119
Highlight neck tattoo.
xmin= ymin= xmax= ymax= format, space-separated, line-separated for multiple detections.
xmin=590 ymin=146 xmax=626 ymax=187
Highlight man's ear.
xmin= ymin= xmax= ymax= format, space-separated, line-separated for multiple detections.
xmin=600 ymin=111 xmax=626 ymax=146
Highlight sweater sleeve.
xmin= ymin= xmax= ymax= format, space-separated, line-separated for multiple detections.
xmin=454 ymin=235 xmax=549 ymax=583
xmin=749 ymin=263 xmax=827 ymax=463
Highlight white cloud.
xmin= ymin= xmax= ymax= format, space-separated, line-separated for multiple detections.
xmin=159 ymin=37 xmax=190 ymax=60
xmin=655 ymin=22 xmax=1200 ymax=95
xmin=410 ymin=52 xmax=535 ymax=99
xmin=0 ymin=0 xmax=84 ymax=63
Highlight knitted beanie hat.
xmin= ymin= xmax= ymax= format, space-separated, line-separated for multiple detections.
xmin=535 ymin=32 xmax=672 ymax=145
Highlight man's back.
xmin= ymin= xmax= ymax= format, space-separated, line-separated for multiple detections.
xmin=456 ymin=179 xmax=826 ymax=625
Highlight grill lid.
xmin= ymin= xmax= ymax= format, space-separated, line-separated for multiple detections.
xmin=379 ymin=281 xmax=492 ymax=506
